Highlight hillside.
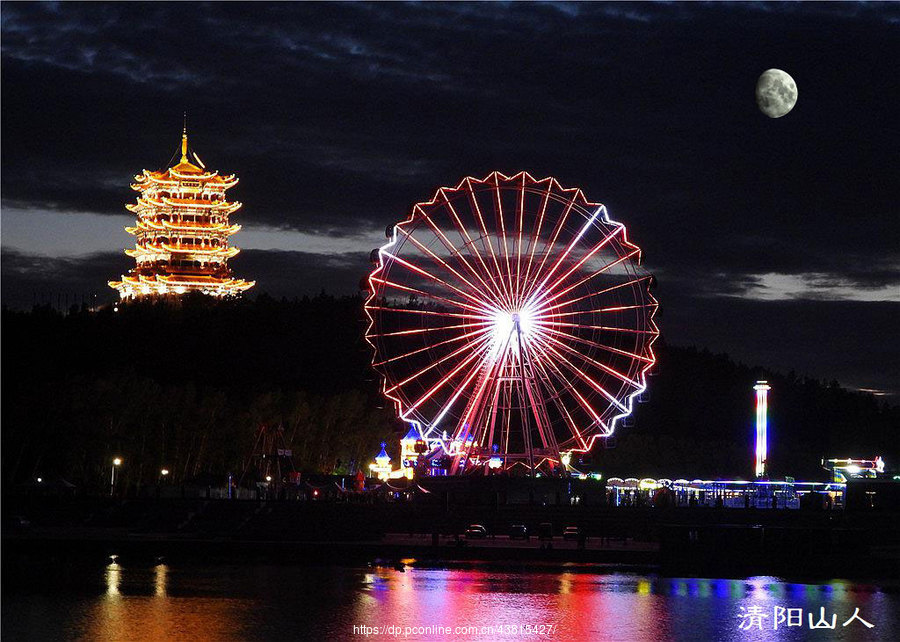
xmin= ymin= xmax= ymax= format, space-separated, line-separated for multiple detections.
xmin=2 ymin=295 xmax=896 ymax=490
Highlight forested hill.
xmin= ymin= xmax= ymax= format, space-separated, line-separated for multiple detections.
xmin=2 ymin=294 xmax=897 ymax=490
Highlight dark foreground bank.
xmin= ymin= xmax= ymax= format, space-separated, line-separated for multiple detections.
xmin=4 ymin=494 xmax=898 ymax=579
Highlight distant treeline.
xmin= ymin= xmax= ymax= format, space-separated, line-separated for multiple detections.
xmin=2 ymin=293 xmax=897 ymax=491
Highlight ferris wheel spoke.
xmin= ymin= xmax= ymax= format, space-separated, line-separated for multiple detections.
xmin=430 ymin=350 xmax=498 ymax=433
xmin=389 ymin=333 xmax=493 ymax=399
xmin=455 ymin=348 xmax=507 ymax=440
xmin=537 ymin=304 xmax=657 ymax=329
xmin=528 ymin=339 xmax=611 ymax=433
xmin=371 ymin=276 xmax=490 ymax=315
xmin=532 ymin=330 xmax=641 ymax=393
xmin=395 ymin=225 xmax=498 ymax=310
xmin=520 ymin=189 xmax=578 ymax=303
xmin=437 ymin=193 xmax=506 ymax=301
xmin=456 ymin=329 xmax=516 ymax=443
xmin=527 ymin=206 xmax=608 ymax=308
xmin=540 ymin=301 xmax=655 ymax=320
xmin=371 ymin=319 xmax=493 ymax=338
xmin=520 ymin=182 xmax=552 ymax=304
xmin=490 ymin=174 xmax=515 ymax=304
xmin=528 ymin=223 xmax=625 ymax=310
xmin=531 ymin=333 xmax=623 ymax=408
xmin=535 ymin=334 xmax=648 ymax=413
xmin=367 ymin=305 xmax=491 ymax=322
xmin=406 ymin=345 xmax=496 ymax=414
xmin=416 ymin=205 xmax=508 ymax=306
xmin=535 ymin=323 xmax=655 ymax=364
xmin=533 ymin=247 xmax=641 ymax=312
xmin=527 ymin=352 xmax=590 ymax=449
xmin=520 ymin=340 xmax=588 ymax=449
xmin=373 ymin=326 xmax=494 ymax=367
xmin=465 ymin=178 xmax=513 ymax=307
xmin=538 ymin=275 xmax=654 ymax=314
xmin=569 ymin=383 xmax=613 ymax=436
xmin=534 ymin=319 xmax=657 ymax=336
xmin=380 ymin=250 xmax=494 ymax=314
xmin=540 ymin=322 xmax=659 ymax=335
xmin=513 ymin=174 xmax=526 ymax=304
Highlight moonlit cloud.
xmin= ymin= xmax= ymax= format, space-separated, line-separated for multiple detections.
xmin=739 ymin=272 xmax=900 ymax=302
xmin=1 ymin=207 xmax=382 ymax=258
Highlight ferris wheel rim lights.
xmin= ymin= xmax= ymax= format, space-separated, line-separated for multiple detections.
xmin=363 ymin=171 xmax=659 ymax=466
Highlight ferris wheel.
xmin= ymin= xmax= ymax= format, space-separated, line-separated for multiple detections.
xmin=363 ymin=172 xmax=659 ymax=474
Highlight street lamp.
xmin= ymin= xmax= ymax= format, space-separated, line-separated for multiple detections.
xmin=110 ymin=457 xmax=123 ymax=496
xmin=160 ymin=468 xmax=170 ymax=477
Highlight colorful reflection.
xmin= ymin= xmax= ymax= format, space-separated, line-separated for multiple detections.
xmin=4 ymin=564 xmax=896 ymax=641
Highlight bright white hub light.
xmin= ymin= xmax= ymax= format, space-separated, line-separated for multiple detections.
xmin=492 ymin=311 xmax=514 ymax=348
xmin=490 ymin=308 xmax=536 ymax=357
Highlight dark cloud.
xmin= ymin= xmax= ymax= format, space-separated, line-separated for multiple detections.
xmin=2 ymin=2 xmax=899 ymax=391
xmin=236 ymin=249 xmax=369 ymax=298
xmin=0 ymin=248 xmax=128 ymax=310
xmin=0 ymin=247 xmax=367 ymax=310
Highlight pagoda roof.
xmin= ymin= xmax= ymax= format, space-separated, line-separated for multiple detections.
xmin=171 ymin=158 xmax=204 ymax=174
xmin=132 ymin=128 xmax=238 ymax=187
xmin=137 ymin=167 xmax=237 ymax=186
xmin=110 ymin=273 xmax=255 ymax=290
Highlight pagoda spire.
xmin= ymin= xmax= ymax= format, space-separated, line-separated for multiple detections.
xmin=180 ymin=112 xmax=189 ymax=163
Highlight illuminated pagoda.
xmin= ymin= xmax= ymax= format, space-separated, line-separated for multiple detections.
xmin=109 ymin=124 xmax=254 ymax=299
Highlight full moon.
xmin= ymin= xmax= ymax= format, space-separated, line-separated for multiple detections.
xmin=756 ymin=69 xmax=798 ymax=118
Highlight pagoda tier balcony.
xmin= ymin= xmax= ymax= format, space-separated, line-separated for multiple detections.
xmin=109 ymin=273 xmax=255 ymax=298
xmin=158 ymin=221 xmax=241 ymax=234
xmin=129 ymin=198 xmax=238 ymax=213
xmin=125 ymin=212 xmax=239 ymax=228
xmin=130 ymin=258 xmax=228 ymax=272
xmin=129 ymin=237 xmax=239 ymax=249
xmin=131 ymin=227 xmax=239 ymax=241
xmin=161 ymin=197 xmax=241 ymax=213
xmin=133 ymin=196 xmax=237 ymax=210
xmin=129 ymin=209 xmax=234 ymax=223
xmin=161 ymin=243 xmax=239 ymax=258
xmin=126 ymin=243 xmax=239 ymax=259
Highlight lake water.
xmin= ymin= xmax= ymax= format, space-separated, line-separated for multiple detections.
xmin=4 ymin=562 xmax=897 ymax=640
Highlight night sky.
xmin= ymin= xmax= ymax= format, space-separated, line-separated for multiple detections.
xmin=2 ymin=2 xmax=898 ymax=395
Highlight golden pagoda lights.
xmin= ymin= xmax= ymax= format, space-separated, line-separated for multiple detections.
xmin=109 ymin=124 xmax=254 ymax=299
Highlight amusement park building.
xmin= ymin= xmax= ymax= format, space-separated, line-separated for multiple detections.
xmin=109 ymin=126 xmax=254 ymax=299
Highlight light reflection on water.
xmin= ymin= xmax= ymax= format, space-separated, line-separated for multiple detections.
xmin=4 ymin=563 xmax=896 ymax=641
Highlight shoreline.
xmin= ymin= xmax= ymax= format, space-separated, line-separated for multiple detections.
xmin=5 ymin=529 xmax=897 ymax=582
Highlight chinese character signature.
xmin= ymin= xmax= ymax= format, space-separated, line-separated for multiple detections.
xmin=738 ymin=606 xmax=873 ymax=631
